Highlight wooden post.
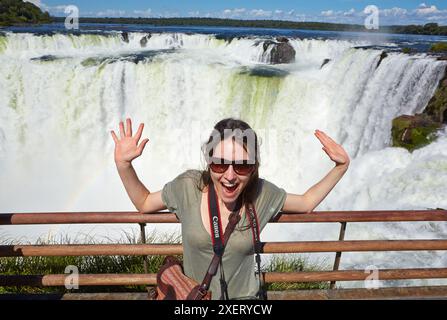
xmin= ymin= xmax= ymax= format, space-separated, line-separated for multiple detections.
xmin=330 ymin=222 xmax=347 ymax=289
xmin=139 ymin=223 xmax=151 ymax=295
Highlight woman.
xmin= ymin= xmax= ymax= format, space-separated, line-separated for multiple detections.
xmin=111 ymin=117 xmax=350 ymax=300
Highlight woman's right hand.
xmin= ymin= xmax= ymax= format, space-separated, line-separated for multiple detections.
xmin=111 ymin=118 xmax=149 ymax=167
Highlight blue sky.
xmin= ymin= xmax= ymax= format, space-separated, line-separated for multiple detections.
xmin=27 ymin=0 xmax=447 ymax=25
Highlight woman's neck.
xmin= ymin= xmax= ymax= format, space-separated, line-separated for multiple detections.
xmin=220 ymin=200 xmax=237 ymax=212
xmin=220 ymin=196 xmax=243 ymax=213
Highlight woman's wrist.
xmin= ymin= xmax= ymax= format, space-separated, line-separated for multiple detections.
xmin=335 ymin=162 xmax=349 ymax=172
xmin=115 ymin=160 xmax=132 ymax=170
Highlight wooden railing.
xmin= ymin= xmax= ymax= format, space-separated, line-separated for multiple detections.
xmin=1 ymin=210 xmax=447 ymax=300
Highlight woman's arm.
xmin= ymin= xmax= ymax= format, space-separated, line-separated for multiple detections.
xmin=115 ymin=162 xmax=166 ymax=213
xmin=111 ymin=118 xmax=166 ymax=213
xmin=282 ymin=130 xmax=350 ymax=213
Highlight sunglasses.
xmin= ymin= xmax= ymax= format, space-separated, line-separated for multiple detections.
xmin=208 ymin=157 xmax=256 ymax=176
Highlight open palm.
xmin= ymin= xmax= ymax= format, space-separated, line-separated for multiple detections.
xmin=314 ymin=130 xmax=350 ymax=167
xmin=111 ymin=118 xmax=149 ymax=165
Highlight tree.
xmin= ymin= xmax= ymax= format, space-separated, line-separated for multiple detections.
xmin=0 ymin=0 xmax=52 ymax=26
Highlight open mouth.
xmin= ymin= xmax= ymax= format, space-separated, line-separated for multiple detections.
xmin=221 ymin=182 xmax=239 ymax=195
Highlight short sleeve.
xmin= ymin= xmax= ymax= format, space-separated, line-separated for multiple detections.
xmin=161 ymin=170 xmax=201 ymax=221
xmin=254 ymin=179 xmax=287 ymax=230
xmin=161 ymin=179 xmax=178 ymax=216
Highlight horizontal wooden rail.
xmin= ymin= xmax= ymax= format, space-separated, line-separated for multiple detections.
xmin=2 ymin=268 xmax=447 ymax=286
xmin=268 ymin=286 xmax=447 ymax=300
xmin=3 ymin=286 xmax=447 ymax=300
xmin=265 ymin=268 xmax=447 ymax=282
xmin=1 ymin=210 xmax=446 ymax=225
xmin=0 ymin=274 xmax=157 ymax=286
xmin=2 ymin=240 xmax=447 ymax=257
xmin=0 ymin=212 xmax=178 ymax=225
xmin=0 ymin=244 xmax=183 ymax=257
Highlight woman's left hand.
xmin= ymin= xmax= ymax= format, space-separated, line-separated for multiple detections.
xmin=314 ymin=130 xmax=350 ymax=168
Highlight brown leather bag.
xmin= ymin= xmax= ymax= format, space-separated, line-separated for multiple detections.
xmin=154 ymin=256 xmax=211 ymax=300
xmin=152 ymin=211 xmax=241 ymax=300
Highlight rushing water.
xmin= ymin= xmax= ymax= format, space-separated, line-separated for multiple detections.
xmin=1 ymin=24 xmax=447 ymax=287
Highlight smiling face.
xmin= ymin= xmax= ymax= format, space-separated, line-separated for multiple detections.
xmin=209 ymin=137 xmax=255 ymax=209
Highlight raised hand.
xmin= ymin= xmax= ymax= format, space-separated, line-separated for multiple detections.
xmin=314 ymin=130 xmax=350 ymax=167
xmin=111 ymin=118 xmax=149 ymax=166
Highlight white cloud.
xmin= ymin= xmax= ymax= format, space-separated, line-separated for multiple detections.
xmin=321 ymin=10 xmax=334 ymax=17
xmin=427 ymin=15 xmax=445 ymax=20
xmin=96 ymin=9 xmax=126 ymax=17
xmin=24 ymin=0 xmax=41 ymax=7
xmin=382 ymin=7 xmax=408 ymax=16
xmin=234 ymin=8 xmax=246 ymax=14
xmin=344 ymin=8 xmax=356 ymax=16
xmin=133 ymin=8 xmax=152 ymax=17
xmin=222 ymin=8 xmax=247 ymax=18
xmin=316 ymin=3 xmax=447 ymax=25
xmin=415 ymin=4 xmax=440 ymax=15
xmin=295 ymin=13 xmax=308 ymax=22
xmin=221 ymin=8 xmax=272 ymax=19
xmin=250 ymin=9 xmax=272 ymax=18
xmin=40 ymin=4 xmax=71 ymax=15
xmin=63 ymin=3 xmax=446 ymax=25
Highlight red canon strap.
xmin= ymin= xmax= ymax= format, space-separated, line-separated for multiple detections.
xmin=207 ymin=181 xmax=225 ymax=256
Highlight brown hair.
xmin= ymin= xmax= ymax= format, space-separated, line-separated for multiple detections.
xmin=198 ymin=118 xmax=260 ymax=208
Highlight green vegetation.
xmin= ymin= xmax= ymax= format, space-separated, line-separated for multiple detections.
xmin=388 ymin=22 xmax=447 ymax=36
xmin=430 ymin=42 xmax=447 ymax=52
xmin=425 ymin=74 xmax=447 ymax=124
xmin=391 ymin=115 xmax=442 ymax=152
xmin=0 ymin=0 xmax=51 ymax=26
xmin=264 ymin=255 xmax=330 ymax=291
xmin=0 ymin=233 xmax=329 ymax=294
xmin=391 ymin=65 xmax=447 ymax=152
xmin=0 ymin=231 xmax=179 ymax=294
xmin=402 ymin=47 xmax=414 ymax=54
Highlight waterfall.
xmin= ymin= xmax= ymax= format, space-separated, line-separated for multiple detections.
xmin=1 ymin=31 xmax=446 ymax=287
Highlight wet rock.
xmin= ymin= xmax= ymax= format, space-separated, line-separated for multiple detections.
xmin=215 ymin=34 xmax=246 ymax=43
xmin=276 ymin=36 xmax=289 ymax=43
xmin=30 ymin=55 xmax=59 ymax=62
xmin=425 ymin=66 xmax=447 ymax=124
xmin=263 ymin=40 xmax=296 ymax=64
xmin=376 ymin=51 xmax=388 ymax=69
xmin=321 ymin=59 xmax=331 ymax=69
xmin=140 ymin=34 xmax=151 ymax=47
xmin=238 ymin=65 xmax=290 ymax=78
xmin=121 ymin=32 xmax=129 ymax=43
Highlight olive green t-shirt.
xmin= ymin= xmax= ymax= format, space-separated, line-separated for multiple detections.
xmin=161 ymin=170 xmax=287 ymax=300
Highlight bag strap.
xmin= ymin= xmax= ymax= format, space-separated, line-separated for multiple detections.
xmin=246 ymin=203 xmax=267 ymax=300
xmin=192 ymin=182 xmax=241 ymax=300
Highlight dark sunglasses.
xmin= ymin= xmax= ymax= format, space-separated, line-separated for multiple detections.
xmin=208 ymin=157 xmax=256 ymax=175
